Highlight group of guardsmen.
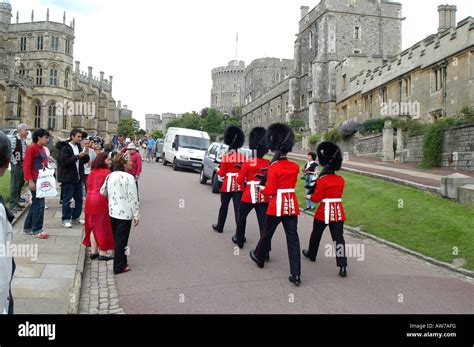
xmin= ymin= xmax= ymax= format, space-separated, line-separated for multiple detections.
xmin=212 ymin=123 xmax=347 ymax=286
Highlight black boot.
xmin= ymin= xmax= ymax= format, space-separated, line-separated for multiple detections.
xmin=289 ymin=275 xmax=301 ymax=286
xmin=339 ymin=267 xmax=347 ymax=277
xmin=250 ymin=250 xmax=264 ymax=269
xmin=212 ymin=224 xmax=222 ymax=233
xmin=265 ymin=253 xmax=270 ymax=262
xmin=302 ymin=249 xmax=316 ymax=262
xmin=232 ymin=236 xmax=244 ymax=249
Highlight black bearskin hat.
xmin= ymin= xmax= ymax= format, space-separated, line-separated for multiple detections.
xmin=317 ymin=141 xmax=343 ymax=171
xmin=265 ymin=123 xmax=295 ymax=154
xmin=249 ymin=127 xmax=268 ymax=158
xmin=224 ymin=126 xmax=245 ymax=150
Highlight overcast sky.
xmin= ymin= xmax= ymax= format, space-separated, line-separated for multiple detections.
xmin=11 ymin=0 xmax=473 ymax=128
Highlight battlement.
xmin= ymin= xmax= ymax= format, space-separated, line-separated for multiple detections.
xmin=336 ymin=16 xmax=474 ymax=102
xmin=212 ymin=64 xmax=246 ymax=75
xmin=7 ymin=7 xmax=74 ymax=33
xmin=246 ymin=57 xmax=293 ymax=70
xmin=74 ymin=62 xmax=113 ymax=92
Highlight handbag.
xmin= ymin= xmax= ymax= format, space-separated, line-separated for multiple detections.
xmin=35 ymin=168 xmax=58 ymax=199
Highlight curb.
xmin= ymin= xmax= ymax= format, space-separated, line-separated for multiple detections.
xmin=302 ymin=210 xmax=474 ymax=278
xmin=68 ymin=242 xmax=86 ymax=315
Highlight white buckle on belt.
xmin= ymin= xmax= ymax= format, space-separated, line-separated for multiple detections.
xmin=276 ymin=189 xmax=296 ymax=217
xmin=226 ymin=173 xmax=239 ymax=192
xmin=322 ymin=198 xmax=342 ymax=224
xmin=247 ymin=180 xmax=261 ymax=204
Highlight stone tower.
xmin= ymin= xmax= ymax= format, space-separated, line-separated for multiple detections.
xmin=291 ymin=0 xmax=403 ymax=134
xmin=211 ymin=60 xmax=245 ymax=115
xmin=0 ymin=0 xmax=12 ymax=63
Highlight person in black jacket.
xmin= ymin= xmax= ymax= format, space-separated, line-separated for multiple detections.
xmin=57 ymin=129 xmax=89 ymax=229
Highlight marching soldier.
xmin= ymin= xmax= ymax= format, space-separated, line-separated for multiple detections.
xmin=302 ymin=141 xmax=348 ymax=277
xmin=249 ymin=123 xmax=302 ymax=286
xmin=232 ymin=127 xmax=270 ymax=254
xmin=212 ymin=126 xmax=245 ymax=234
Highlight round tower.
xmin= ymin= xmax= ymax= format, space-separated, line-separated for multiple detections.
xmin=0 ymin=0 xmax=12 ymax=31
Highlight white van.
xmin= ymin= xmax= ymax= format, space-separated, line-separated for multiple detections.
xmin=162 ymin=127 xmax=211 ymax=171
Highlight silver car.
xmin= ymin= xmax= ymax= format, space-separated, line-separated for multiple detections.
xmin=200 ymin=142 xmax=252 ymax=194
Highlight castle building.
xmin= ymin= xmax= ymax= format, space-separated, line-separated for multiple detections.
xmin=0 ymin=0 xmax=132 ymax=140
xmin=211 ymin=60 xmax=245 ymax=115
xmin=335 ymin=6 xmax=474 ymax=125
xmin=117 ymin=100 xmax=133 ymax=122
xmin=145 ymin=113 xmax=160 ymax=133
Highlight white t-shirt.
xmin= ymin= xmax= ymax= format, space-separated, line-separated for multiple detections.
xmin=69 ymin=142 xmax=80 ymax=177
xmin=0 ymin=202 xmax=13 ymax=314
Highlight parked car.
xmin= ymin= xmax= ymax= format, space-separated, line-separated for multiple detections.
xmin=154 ymin=139 xmax=164 ymax=162
xmin=162 ymin=127 xmax=211 ymax=171
xmin=200 ymin=143 xmax=252 ymax=194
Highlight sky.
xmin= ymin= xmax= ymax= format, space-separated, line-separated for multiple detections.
xmin=10 ymin=0 xmax=474 ymax=128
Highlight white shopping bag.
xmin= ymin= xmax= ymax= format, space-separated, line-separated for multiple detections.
xmin=35 ymin=168 xmax=58 ymax=199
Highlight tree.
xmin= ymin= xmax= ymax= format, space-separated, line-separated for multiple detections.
xmin=203 ymin=108 xmax=224 ymax=134
xmin=151 ymin=129 xmax=165 ymax=139
xmin=166 ymin=112 xmax=203 ymax=130
xmin=118 ymin=118 xmax=141 ymax=138
xmin=200 ymin=107 xmax=210 ymax=118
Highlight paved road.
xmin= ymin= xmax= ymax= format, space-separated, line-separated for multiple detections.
xmin=115 ymin=162 xmax=474 ymax=314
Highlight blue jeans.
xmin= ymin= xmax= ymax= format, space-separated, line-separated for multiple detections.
xmin=24 ymin=188 xmax=45 ymax=233
xmin=305 ymin=176 xmax=316 ymax=209
xmin=61 ymin=182 xmax=83 ymax=223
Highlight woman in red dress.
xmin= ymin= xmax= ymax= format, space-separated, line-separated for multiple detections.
xmin=82 ymin=152 xmax=114 ymax=261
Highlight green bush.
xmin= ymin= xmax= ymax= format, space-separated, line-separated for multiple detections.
xmin=295 ymin=133 xmax=303 ymax=142
xmin=309 ymin=133 xmax=321 ymax=144
xmin=325 ymin=128 xmax=341 ymax=143
xmin=359 ymin=118 xmax=385 ymax=135
xmin=395 ymin=119 xmax=430 ymax=137
xmin=419 ymin=122 xmax=447 ymax=169
xmin=458 ymin=106 xmax=474 ymax=123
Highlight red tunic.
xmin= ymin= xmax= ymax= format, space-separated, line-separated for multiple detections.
xmin=310 ymin=174 xmax=346 ymax=223
xmin=83 ymin=168 xmax=114 ymax=250
xmin=261 ymin=159 xmax=300 ymax=217
xmin=217 ymin=151 xmax=245 ymax=193
xmin=236 ymin=157 xmax=270 ymax=204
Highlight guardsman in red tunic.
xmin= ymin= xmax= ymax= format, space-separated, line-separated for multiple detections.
xmin=302 ymin=141 xmax=348 ymax=277
xmin=249 ymin=123 xmax=302 ymax=286
xmin=232 ymin=127 xmax=270 ymax=251
xmin=212 ymin=126 xmax=245 ymax=234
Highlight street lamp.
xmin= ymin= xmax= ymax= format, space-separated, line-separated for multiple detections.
xmin=224 ymin=112 xmax=229 ymax=130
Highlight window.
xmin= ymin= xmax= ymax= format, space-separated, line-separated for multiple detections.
xmin=354 ymin=27 xmax=361 ymax=41
xmin=309 ymin=31 xmax=313 ymax=49
xmin=49 ymin=66 xmax=58 ymax=86
xmin=64 ymin=68 xmax=70 ymax=88
xmin=63 ymin=113 xmax=68 ymax=130
xmin=275 ymin=72 xmax=280 ymax=82
xmin=381 ymin=87 xmax=387 ymax=103
xmin=18 ymin=64 xmax=26 ymax=76
xmin=404 ymin=76 xmax=411 ymax=97
xmin=20 ymin=37 xmax=27 ymax=51
xmin=433 ymin=67 xmax=444 ymax=91
xmin=34 ymin=101 xmax=42 ymax=129
xmin=48 ymin=103 xmax=57 ymax=130
xmin=36 ymin=66 xmax=43 ymax=85
xmin=37 ymin=36 xmax=44 ymax=50
xmin=342 ymin=74 xmax=347 ymax=90
xmin=51 ymin=37 xmax=59 ymax=51
xmin=65 ymin=39 xmax=71 ymax=54
xmin=17 ymin=93 xmax=22 ymax=118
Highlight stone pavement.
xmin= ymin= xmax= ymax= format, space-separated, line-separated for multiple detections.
xmin=290 ymin=149 xmax=474 ymax=189
xmin=78 ymin=256 xmax=125 ymax=314
xmin=10 ymin=194 xmax=86 ymax=314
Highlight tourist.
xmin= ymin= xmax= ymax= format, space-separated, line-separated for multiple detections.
xmin=125 ymin=143 xmax=142 ymax=199
xmin=9 ymin=123 xmax=29 ymax=212
xmin=100 ymin=153 xmax=140 ymax=275
xmin=146 ymin=135 xmax=156 ymax=164
xmin=303 ymin=152 xmax=318 ymax=211
xmin=0 ymin=131 xmax=15 ymax=314
xmin=83 ymin=152 xmax=114 ymax=261
xmin=57 ymin=129 xmax=89 ymax=229
xmin=22 ymin=129 xmax=50 ymax=239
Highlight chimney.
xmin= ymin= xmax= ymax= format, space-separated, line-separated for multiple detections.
xmin=109 ymin=75 xmax=113 ymax=91
xmin=75 ymin=61 xmax=80 ymax=79
xmin=438 ymin=5 xmax=457 ymax=32
xmin=124 ymin=105 xmax=128 ymax=110
xmin=118 ymin=100 xmax=122 ymax=109
xmin=88 ymin=66 xmax=93 ymax=82
xmin=100 ymin=71 xmax=104 ymax=85
xmin=300 ymin=6 xmax=309 ymax=19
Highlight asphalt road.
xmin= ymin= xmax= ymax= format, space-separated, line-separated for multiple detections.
xmin=115 ymin=161 xmax=474 ymax=314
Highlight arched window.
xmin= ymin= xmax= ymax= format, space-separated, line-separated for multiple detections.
xmin=36 ymin=65 xmax=43 ymax=85
xmin=48 ymin=103 xmax=57 ymax=130
xmin=17 ymin=92 xmax=23 ymax=119
xmin=64 ymin=68 xmax=70 ymax=88
xmin=50 ymin=66 xmax=58 ymax=86
xmin=19 ymin=64 xmax=26 ymax=76
xmin=34 ymin=101 xmax=42 ymax=129
xmin=309 ymin=31 xmax=313 ymax=49
xmin=275 ymin=72 xmax=280 ymax=83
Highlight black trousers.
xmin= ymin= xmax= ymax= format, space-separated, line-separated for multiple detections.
xmin=111 ymin=217 xmax=132 ymax=274
xmin=216 ymin=192 xmax=243 ymax=233
xmin=256 ymin=215 xmax=301 ymax=276
xmin=8 ymin=258 xmax=15 ymax=314
xmin=235 ymin=202 xmax=268 ymax=242
xmin=307 ymin=220 xmax=347 ymax=267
